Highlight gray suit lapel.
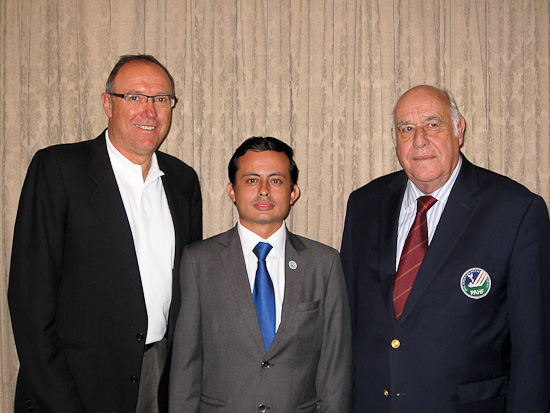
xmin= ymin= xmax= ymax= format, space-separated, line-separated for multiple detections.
xmin=399 ymin=157 xmax=481 ymax=323
xmin=219 ymin=227 xmax=267 ymax=353
xmin=268 ymin=231 xmax=307 ymax=354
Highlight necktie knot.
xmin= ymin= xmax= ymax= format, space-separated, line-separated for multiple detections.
xmin=417 ymin=195 xmax=437 ymax=215
xmin=253 ymin=242 xmax=273 ymax=261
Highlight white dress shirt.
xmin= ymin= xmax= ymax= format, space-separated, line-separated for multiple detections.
xmin=237 ymin=221 xmax=286 ymax=331
xmin=106 ymin=132 xmax=175 ymax=344
xmin=396 ymin=156 xmax=463 ymax=269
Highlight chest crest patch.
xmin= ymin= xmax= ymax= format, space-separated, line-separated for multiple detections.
xmin=460 ymin=267 xmax=491 ymax=299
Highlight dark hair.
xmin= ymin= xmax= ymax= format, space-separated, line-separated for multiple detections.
xmin=105 ymin=54 xmax=175 ymax=95
xmin=228 ymin=137 xmax=299 ymax=186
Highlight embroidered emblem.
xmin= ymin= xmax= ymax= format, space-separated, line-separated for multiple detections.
xmin=460 ymin=267 xmax=491 ymax=299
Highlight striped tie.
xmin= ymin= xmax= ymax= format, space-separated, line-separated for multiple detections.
xmin=393 ymin=196 xmax=437 ymax=321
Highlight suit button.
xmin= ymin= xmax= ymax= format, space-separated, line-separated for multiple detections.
xmin=130 ymin=375 xmax=138 ymax=383
xmin=136 ymin=333 xmax=145 ymax=341
xmin=383 ymin=389 xmax=389 ymax=397
xmin=391 ymin=339 xmax=400 ymax=348
xmin=258 ymin=404 xmax=267 ymax=412
xmin=261 ymin=361 xmax=271 ymax=369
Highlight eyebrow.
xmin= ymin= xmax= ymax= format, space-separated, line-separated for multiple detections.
xmin=242 ymin=172 xmax=287 ymax=178
xmin=426 ymin=116 xmax=443 ymax=122
xmin=397 ymin=116 xmax=443 ymax=129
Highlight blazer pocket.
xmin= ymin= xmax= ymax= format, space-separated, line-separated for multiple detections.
xmin=200 ymin=393 xmax=226 ymax=407
xmin=458 ymin=375 xmax=508 ymax=404
xmin=297 ymin=395 xmax=322 ymax=411
xmin=296 ymin=300 xmax=320 ymax=312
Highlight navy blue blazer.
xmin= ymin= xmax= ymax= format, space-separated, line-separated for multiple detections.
xmin=341 ymin=155 xmax=550 ymax=412
xmin=8 ymin=132 xmax=202 ymax=412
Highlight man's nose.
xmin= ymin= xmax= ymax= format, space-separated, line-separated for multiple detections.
xmin=413 ymin=127 xmax=428 ymax=148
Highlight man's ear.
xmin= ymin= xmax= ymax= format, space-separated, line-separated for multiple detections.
xmin=226 ymin=182 xmax=236 ymax=203
xmin=290 ymin=184 xmax=300 ymax=205
xmin=457 ymin=116 xmax=466 ymax=146
xmin=101 ymin=93 xmax=113 ymax=118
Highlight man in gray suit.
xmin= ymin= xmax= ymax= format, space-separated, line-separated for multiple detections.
xmin=169 ymin=137 xmax=352 ymax=412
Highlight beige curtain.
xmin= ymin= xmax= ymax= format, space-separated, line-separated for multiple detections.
xmin=1 ymin=0 xmax=548 ymax=408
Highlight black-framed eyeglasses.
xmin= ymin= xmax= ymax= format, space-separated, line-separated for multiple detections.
xmin=109 ymin=93 xmax=177 ymax=109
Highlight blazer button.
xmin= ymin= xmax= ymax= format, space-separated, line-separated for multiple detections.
xmin=261 ymin=361 xmax=271 ymax=369
xmin=136 ymin=333 xmax=145 ymax=341
xmin=258 ymin=405 xmax=267 ymax=412
xmin=383 ymin=389 xmax=390 ymax=397
xmin=391 ymin=339 xmax=400 ymax=348
xmin=130 ymin=375 xmax=139 ymax=383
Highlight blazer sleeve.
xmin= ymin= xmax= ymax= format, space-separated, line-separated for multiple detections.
xmin=169 ymin=247 xmax=203 ymax=412
xmin=506 ymin=195 xmax=550 ymax=411
xmin=188 ymin=167 xmax=202 ymax=243
xmin=8 ymin=150 xmax=86 ymax=411
xmin=316 ymin=251 xmax=353 ymax=412
xmin=340 ymin=195 xmax=356 ymax=333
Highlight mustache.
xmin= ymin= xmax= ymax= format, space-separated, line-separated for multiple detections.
xmin=253 ymin=197 xmax=276 ymax=206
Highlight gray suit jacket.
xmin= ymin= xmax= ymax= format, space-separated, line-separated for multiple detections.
xmin=169 ymin=226 xmax=352 ymax=412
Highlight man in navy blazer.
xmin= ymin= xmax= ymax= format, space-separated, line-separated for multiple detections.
xmin=8 ymin=55 xmax=202 ymax=412
xmin=341 ymin=85 xmax=550 ymax=412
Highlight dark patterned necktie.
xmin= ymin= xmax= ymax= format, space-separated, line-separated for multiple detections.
xmin=393 ymin=196 xmax=437 ymax=321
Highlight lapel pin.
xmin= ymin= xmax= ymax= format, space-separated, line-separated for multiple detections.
xmin=288 ymin=261 xmax=297 ymax=270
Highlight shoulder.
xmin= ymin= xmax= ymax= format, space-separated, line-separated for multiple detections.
xmin=184 ymin=227 xmax=235 ymax=254
xmin=28 ymin=137 xmax=101 ymax=174
xmin=35 ymin=137 xmax=96 ymax=159
xmin=288 ymin=232 xmax=340 ymax=260
xmin=347 ymin=170 xmax=405 ymax=202
xmin=466 ymin=161 xmax=545 ymax=208
xmin=156 ymin=150 xmax=199 ymax=181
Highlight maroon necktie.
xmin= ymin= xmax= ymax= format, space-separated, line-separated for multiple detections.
xmin=393 ymin=195 xmax=437 ymax=321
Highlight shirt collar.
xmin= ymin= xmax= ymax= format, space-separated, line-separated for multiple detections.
xmin=237 ymin=220 xmax=287 ymax=257
xmin=105 ymin=130 xmax=164 ymax=185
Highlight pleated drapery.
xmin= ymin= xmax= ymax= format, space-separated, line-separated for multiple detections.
xmin=1 ymin=1 xmax=549 ymax=409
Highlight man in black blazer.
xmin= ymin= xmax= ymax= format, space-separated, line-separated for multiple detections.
xmin=169 ymin=137 xmax=352 ymax=412
xmin=341 ymin=85 xmax=550 ymax=412
xmin=8 ymin=55 xmax=202 ymax=412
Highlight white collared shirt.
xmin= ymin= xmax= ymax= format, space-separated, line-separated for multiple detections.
xmin=237 ymin=221 xmax=286 ymax=331
xmin=396 ymin=156 xmax=463 ymax=269
xmin=105 ymin=132 xmax=175 ymax=344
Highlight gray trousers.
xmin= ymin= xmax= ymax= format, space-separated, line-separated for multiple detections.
xmin=136 ymin=337 xmax=168 ymax=413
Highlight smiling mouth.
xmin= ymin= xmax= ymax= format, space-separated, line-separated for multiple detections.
xmin=136 ymin=125 xmax=156 ymax=131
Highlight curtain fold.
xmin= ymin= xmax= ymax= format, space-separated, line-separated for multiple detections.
xmin=1 ymin=0 xmax=548 ymax=409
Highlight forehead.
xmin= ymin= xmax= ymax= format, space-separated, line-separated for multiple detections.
xmin=237 ymin=150 xmax=290 ymax=174
xmin=113 ymin=61 xmax=172 ymax=93
xmin=395 ymin=87 xmax=450 ymax=123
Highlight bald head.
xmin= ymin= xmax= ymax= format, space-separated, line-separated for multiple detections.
xmin=392 ymin=85 xmax=465 ymax=194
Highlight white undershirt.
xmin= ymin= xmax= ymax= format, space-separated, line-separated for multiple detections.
xmin=105 ymin=132 xmax=175 ymax=344
xmin=396 ymin=156 xmax=462 ymax=270
xmin=237 ymin=221 xmax=286 ymax=331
